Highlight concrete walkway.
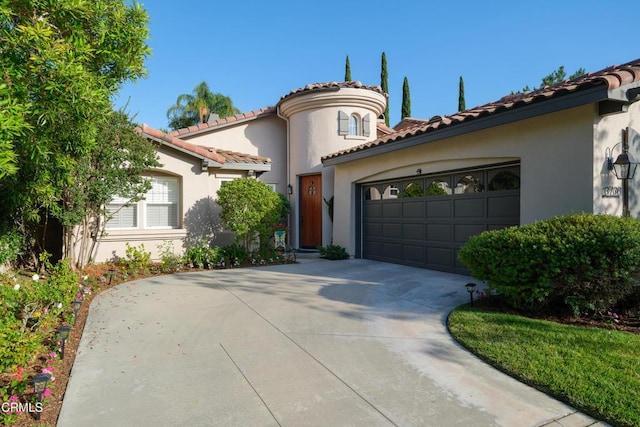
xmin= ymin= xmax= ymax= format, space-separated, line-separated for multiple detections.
xmin=58 ymin=256 xmax=606 ymax=427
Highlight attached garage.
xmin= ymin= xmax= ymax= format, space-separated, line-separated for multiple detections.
xmin=361 ymin=164 xmax=520 ymax=274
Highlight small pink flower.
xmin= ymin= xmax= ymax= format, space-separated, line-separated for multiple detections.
xmin=49 ymin=352 xmax=57 ymax=358
xmin=42 ymin=367 xmax=53 ymax=375
xmin=43 ymin=388 xmax=51 ymax=398
xmin=9 ymin=394 xmax=18 ymax=401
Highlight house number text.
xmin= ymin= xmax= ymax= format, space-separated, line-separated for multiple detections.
xmin=602 ymin=186 xmax=622 ymax=198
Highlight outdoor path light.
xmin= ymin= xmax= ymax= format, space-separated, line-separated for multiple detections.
xmin=57 ymin=325 xmax=71 ymax=360
xmin=32 ymin=372 xmax=51 ymax=420
xmin=465 ymin=283 xmax=477 ymax=306
xmin=72 ymin=299 xmax=82 ymax=325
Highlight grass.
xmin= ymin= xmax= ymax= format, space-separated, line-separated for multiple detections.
xmin=447 ymin=305 xmax=640 ymax=427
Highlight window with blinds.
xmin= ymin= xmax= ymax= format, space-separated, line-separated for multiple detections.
xmin=146 ymin=176 xmax=179 ymax=228
xmin=106 ymin=196 xmax=137 ymax=229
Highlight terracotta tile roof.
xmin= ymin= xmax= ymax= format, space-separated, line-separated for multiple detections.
xmin=324 ymin=58 xmax=640 ymax=161
xmin=168 ymin=106 xmax=276 ymax=137
xmin=140 ymin=125 xmax=271 ymax=167
xmin=393 ymin=118 xmax=430 ymax=132
xmin=199 ymin=147 xmax=271 ymax=165
xmin=279 ymin=81 xmax=387 ymax=102
xmin=376 ymin=122 xmax=396 ymax=138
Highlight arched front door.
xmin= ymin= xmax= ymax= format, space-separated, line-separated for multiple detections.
xmin=299 ymin=174 xmax=322 ymax=248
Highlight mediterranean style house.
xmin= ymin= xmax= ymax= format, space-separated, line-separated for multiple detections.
xmin=94 ymin=58 xmax=640 ymax=274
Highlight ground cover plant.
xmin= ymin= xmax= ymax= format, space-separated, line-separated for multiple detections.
xmin=448 ymin=303 xmax=640 ymax=427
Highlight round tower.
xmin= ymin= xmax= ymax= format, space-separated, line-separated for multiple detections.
xmin=277 ymin=81 xmax=387 ymax=249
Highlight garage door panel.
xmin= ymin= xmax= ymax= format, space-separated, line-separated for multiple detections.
xmin=454 ymin=224 xmax=487 ymax=243
xmin=426 ymin=200 xmax=451 ymax=218
xmin=488 ymin=194 xmax=519 ymax=218
xmin=403 ymin=223 xmax=424 ymax=239
xmin=427 ymin=247 xmax=454 ymax=268
xmin=364 ymin=240 xmax=382 ymax=257
xmin=383 ymin=242 xmax=402 ymax=260
xmin=403 ymin=201 xmax=425 ymax=218
xmin=364 ymin=222 xmax=382 ymax=237
xmin=365 ymin=203 xmax=383 ymax=218
xmin=383 ymin=202 xmax=402 ymax=218
xmin=426 ymin=223 xmax=452 ymax=242
xmin=454 ymin=198 xmax=485 ymax=218
xmin=403 ymin=245 xmax=425 ymax=263
xmin=383 ymin=222 xmax=402 ymax=238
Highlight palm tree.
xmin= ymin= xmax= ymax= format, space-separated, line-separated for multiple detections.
xmin=166 ymin=82 xmax=240 ymax=130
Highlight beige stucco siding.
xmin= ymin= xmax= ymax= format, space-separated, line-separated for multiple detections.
xmin=593 ymin=101 xmax=640 ymax=217
xmin=332 ymin=105 xmax=596 ymax=255
xmin=180 ymin=116 xmax=287 ymax=192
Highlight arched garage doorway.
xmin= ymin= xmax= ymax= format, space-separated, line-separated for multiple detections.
xmin=360 ymin=164 xmax=520 ymax=274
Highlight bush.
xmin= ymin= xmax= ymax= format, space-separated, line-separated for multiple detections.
xmin=123 ymin=243 xmax=151 ymax=276
xmin=157 ymin=241 xmax=184 ymax=273
xmin=0 ymin=230 xmax=22 ymax=269
xmin=318 ymin=244 xmax=349 ymax=260
xmin=458 ymin=213 xmax=640 ymax=314
xmin=184 ymin=240 xmax=220 ymax=269
xmin=221 ymin=243 xmax=249 ymax=267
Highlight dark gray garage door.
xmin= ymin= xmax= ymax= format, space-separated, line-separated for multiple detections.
xmin=362 ymin=165 xmax=520 ymax=274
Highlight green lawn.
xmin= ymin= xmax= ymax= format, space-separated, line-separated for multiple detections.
xmin=447 ymin=306 xmax=640 ymax=427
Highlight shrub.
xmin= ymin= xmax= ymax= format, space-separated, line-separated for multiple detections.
xmin=221 ymin=243 xmax=249 ymax=267
xmin=0 ymin=229 xmax=22 ymax=269
xmin=184 ymin=240 xmax=220 ymax=269
xmin=157 ymin=241 xmax=183 ymax=273
xmin=318 ymin=244 xmax=349 ymax=260
xmin=458 ymin=213 xmax=640 ymax=314
xmin=123 ymin=243 xmax=151 ymax=276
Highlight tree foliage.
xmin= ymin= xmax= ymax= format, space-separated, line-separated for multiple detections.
xmin=519 ymin=65 xmax=586 ymax=92
xmin=381 ymin=52 xmax=390 ymax=126
xmin=344 ymin=55 xmax=352 ymax=81
xmin=458 ymin=76 xmax=466 ymax=111
xmin=216 ymin=179 xmax=283 ymax=250
xmin=401 ymin=76 xmax=411 ymax=119
xmin=0 ymin=0 xmax=151 ymax=267
xmin=166 ymin=81 xmax=240 ymax=130
xmin=62 ymin=109 xmax=160 ymax=267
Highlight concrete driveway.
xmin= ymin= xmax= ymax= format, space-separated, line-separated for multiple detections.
xmin=58 ymin=256 xmax=604 ymax=427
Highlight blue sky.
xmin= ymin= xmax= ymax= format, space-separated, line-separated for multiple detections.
xmin=115 ymin=1 xmax=640 ymax=130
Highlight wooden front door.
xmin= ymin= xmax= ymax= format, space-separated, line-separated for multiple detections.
xmin=300 ymin=174 xmax=322 ymax=248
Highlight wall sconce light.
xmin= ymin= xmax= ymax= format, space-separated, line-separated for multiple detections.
xmin=287 ymin=184 xmax=293 ymax=195
xmin=416 ymin=168 xmax=422 ymax=175
xmin=32 ymin=373 xmax=51 ymax=420
xmin=606 ymin=127 xmax=638 ymax=217
xmin=57 ymin=325 xmax=71 ymax=360
xmin=465 ymin=282 xmax=477 ymax=306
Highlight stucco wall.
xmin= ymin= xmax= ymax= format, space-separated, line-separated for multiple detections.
xmin=92 ymin=146 xmax=243 ymax=262
xmin=331 ymin=105 xmax=596 ymax=255
xmin=179 ymin=115 xmax=287 ymax=193
xmin=593 ymin=101 xmax=640 ymax=217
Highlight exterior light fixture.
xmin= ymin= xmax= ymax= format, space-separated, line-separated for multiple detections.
xmin=287 ymin=184 xmax=293 ymax=195
xmin=32 ymin=372 xmax=51 ymax=420
xmin=57 ymin=325 xmax=71 ymax=360
xmin=607 ymin=127 xmax=638 ymax=217
xmin=465 ymin=282 xmax=477 ymax=306
xmin=72 ymin=299 xmax=83 ymax=325
xmin=108 ymin=266 xmax=116 ymax=285
xmin=416 ymin=168 xmax=422 ymax=175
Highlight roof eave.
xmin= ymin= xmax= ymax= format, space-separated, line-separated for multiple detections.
xmin=221 ymin=162 xmax=271 ymax=172
xmin=323 ymin=85 xmax=612 ymax=166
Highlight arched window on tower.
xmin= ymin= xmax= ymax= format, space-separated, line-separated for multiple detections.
xmin=349 ymin=114 xmax=359 ymax=135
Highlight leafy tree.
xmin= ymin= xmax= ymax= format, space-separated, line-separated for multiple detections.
xmin=61 ymin=109 xmax=160 ymax=267
xmin=0 ymin=83 xmax=30 ymax=180
xmin=458 ymin=76 xmax=466 ymax=111
xmin=381 ymin=52 xmax=390 ymax=126
xmin=401 ymin=76 xmax=411 ymax=119
xmin=216 ymin=179 xmax=283 ymax=250
xmin=345 ymin=55 xmax=352 ymax=81
xmin=519 ymin=66 xmax=586 ymax=92
xmin=0 ymin=0 xmax=150 ymax=266
xmin=166 ymin=81 xmax=240 ymax=130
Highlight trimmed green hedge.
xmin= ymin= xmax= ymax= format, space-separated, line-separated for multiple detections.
xmin=458 ymin=213 xmax=640 ymax=313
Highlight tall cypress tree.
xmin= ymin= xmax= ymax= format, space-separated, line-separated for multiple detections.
xmin=458 ymin=76 xmax=466 ymax=111
xmin=401 ymin=76 xmax=411 ymax=119
xmin=345 ymin=55 xmax=351 ymax=82
xmin=381 ymin=52 xmax=390 ymax=126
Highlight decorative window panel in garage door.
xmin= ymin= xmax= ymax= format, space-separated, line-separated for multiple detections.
xmin=362 ymin=165 xmax=520 ymax=274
